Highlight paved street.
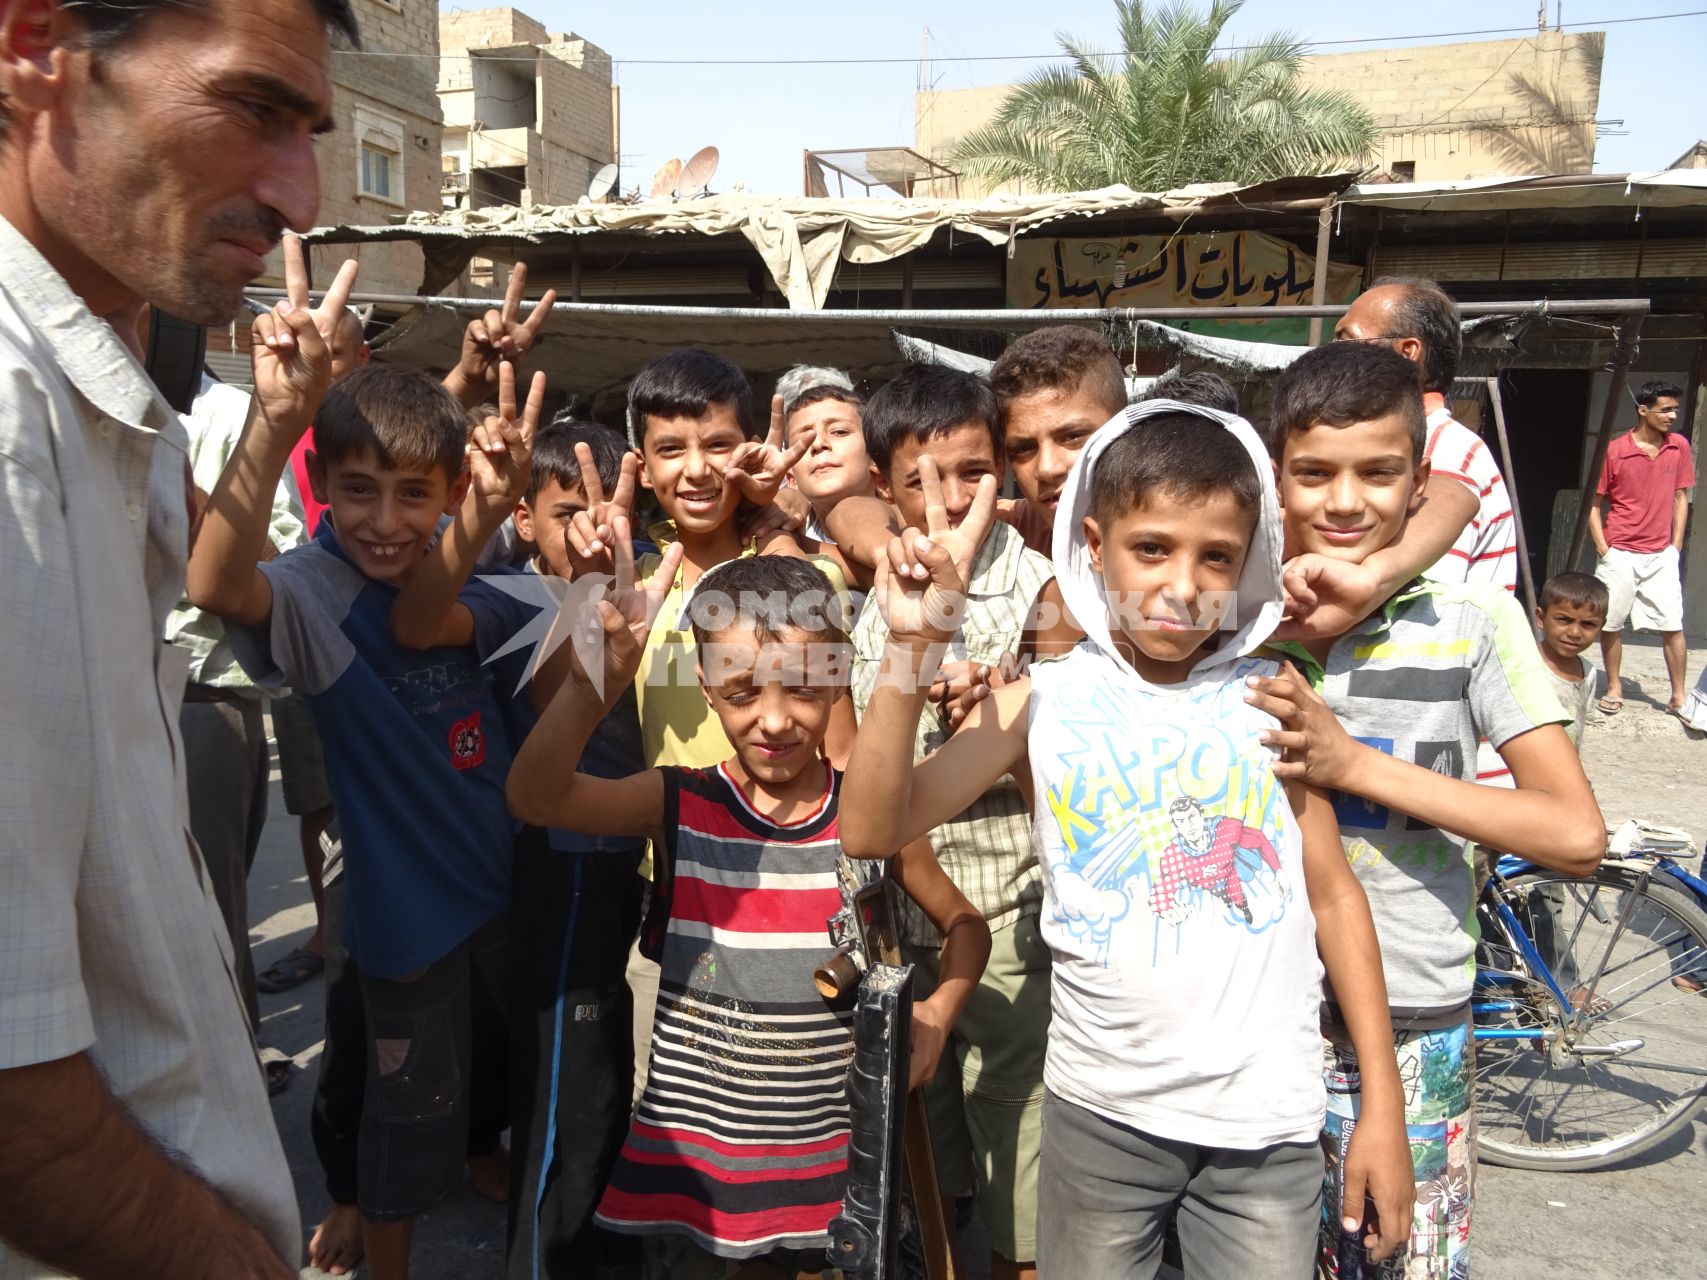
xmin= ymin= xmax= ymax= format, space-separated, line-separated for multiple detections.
xmin=248 ymin=633 xmax=1707 ymax=1278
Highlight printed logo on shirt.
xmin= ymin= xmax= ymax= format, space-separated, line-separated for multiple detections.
xmin=449 ymin=711 xmax=486 ymax=770
xmin=1405 ymin=741 xmax=1462 ymax=830
xmin=1329 ymin=736 xmax=1393 ymax=830
xmin=1039 ymin=669 xmax=1293 ymax=964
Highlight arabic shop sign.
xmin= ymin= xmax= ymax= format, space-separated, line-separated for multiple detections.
xmin=1008 ymin=231 xmax=1361 ymax=311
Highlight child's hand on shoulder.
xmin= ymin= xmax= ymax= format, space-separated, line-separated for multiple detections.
xmin=467 ymin=361 xmax=542 ymax=521
xmin=564 ymin=444 xmax=639 ymax=578
xmin=1340 ymin=1100 xmax=1417 ymax=1263
xmin=250 ymin=234 xmax=358 ymax=442
xmin=1246 ymin=663 xmax=1362 ymax=790
xmin=723 ymin=394 xmax=814 ymax=507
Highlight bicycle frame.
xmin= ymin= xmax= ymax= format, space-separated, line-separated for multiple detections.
xmin=1474 ymin=851 xmax=1707 ymax=1045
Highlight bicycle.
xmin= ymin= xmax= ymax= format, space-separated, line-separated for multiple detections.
xmin=1472 ymin=840 xmax=1707 ymax=1170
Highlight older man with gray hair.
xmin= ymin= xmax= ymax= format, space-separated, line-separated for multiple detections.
xmin=0 ymin=1 xmax=360 ymax=1276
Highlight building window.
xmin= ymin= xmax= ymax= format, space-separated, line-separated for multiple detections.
xmin=355 ymin=106 xmax=406 ymax=206
xmin=1391 ymin=160 xmax=1416 ymax=182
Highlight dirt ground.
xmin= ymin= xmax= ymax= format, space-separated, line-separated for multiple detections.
xmin=248 ymin=633 xmax=1707 ymax=1279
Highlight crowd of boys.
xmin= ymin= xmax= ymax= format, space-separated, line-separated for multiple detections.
xmin=158 ymin=250 xmax=1659 ymax=1280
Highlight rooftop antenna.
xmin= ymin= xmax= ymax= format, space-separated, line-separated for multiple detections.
xmin=678 ymin=146 xmax=720 ymax=198
xmin=649 ymin=157 xmax=682 ymax=200
xmin=588 ymin=161 xmax=619 ymax=203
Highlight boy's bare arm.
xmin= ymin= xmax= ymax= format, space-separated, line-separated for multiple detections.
xmin=509 ymin=520 xmax=682 ymax=836
xmin=188 ymin=239 xmax=356 ymax=626
xmin=1252 ymin=667 xmax=1603 ymax=873
xmin=441 ymin=262 xmax=557 ymax=410
xmin=890 ymin=839 xmax=991 ymax=1090
xmin=823 ymin=495 xmax=900 ymax=577
xmin=1588 ymin=499 xmax=1609 ymax=557
xmin=393 ymin=364 xmax=543 ymax=650
xmin=1022 ymin=576 xmax=1084 ymax=658
xmin=1292 ymin=783 xmax=1413 ymax=1263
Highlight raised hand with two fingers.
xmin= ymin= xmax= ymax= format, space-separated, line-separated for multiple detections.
xmin=467 ymin=361 xmax=545 ymax=519
xmin=874 ymin=455 xmax=998 ymax=649
xmin=564 ymin=442 xmax=640 ymax=577
xmin=723 ymin=394 xmax=815 ymax=508
xmin=250 ymin=232 xmax=359 ymax=437
xmin=450 ymin=261 xmax=557 ymax=403
xmin=574 ymin=515 xmax=684 ymax=696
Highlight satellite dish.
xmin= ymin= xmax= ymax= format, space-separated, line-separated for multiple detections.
xmin=679 ymin=146 xmax=720 ymax=198
xmin=649 ymin=158 xmax=682 ymax=200
xmin=588 ymin=162 xmax=619 ymax=203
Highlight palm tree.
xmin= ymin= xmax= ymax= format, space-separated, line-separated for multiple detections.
xmin=951 ymin=0 xmax=1376 ymax=193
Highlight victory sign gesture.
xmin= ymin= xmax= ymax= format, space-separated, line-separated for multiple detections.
xmin=873 ymin=455 xmax=997 ymax=648
xmin=446 ymin=262 xmax=557 ymax=405
xmin=467 ymin=361 xmax=544 ymax=520
xmin=564 ymin=443 xmax=641 ymax=576
xmin=250 ymin=232 xmax=358 ymax=437
xmin=573 ymin=515 xmax=684 ymax=697
xmin=723 ymin=394 xmax=815 ymax=507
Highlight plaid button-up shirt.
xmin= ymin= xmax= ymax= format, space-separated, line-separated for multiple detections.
xmin=0 ymin=216 xmax=298 ymax=1273
xmin=852 ymin=521 xmax=1052 ymax=945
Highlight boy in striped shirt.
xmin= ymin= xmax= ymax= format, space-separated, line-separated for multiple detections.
xmin=509 ymin=549 xmax=988 ymax=1276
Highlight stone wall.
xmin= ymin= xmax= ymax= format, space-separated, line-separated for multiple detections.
xmin=915 ymin=31 xmax=1605 ymax=195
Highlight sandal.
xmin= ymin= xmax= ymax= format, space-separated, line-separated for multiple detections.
xmin=256 ymin=946 xmax=324 ymax=993
xmin=1565 ymin=987 xmax=1612 ymax=1016
xmin=1595 ymin=697 xmax=1623 ymax=715
xmin=259 ymin=1046 xmax=294 ymax=1096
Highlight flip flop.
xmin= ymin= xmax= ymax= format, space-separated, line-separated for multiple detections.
xmin=258 ymin=1046 xmax=294 ymax=1096
xmin=1595 ymin=697 xmax=1623 ymax=715
xmin=256 ymin=946 xmax=324 ymax=993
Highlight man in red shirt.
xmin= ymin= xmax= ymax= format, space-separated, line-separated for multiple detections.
xmin=1591 ymin=380 xmax=1695 ymax=716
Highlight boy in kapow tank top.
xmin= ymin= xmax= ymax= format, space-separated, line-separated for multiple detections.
xmin=841 ymin=405 xmax=1415 ymax=1279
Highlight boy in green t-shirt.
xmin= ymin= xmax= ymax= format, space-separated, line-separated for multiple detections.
xmin=1246 ymin=341 xmax=1603 ymax=1277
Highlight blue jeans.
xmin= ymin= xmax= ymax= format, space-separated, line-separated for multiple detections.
xmin=1036 ymin=1089 xmax=1321 ymax=1280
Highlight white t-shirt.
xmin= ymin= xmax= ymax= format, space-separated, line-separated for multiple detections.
xmin=1027 ymin=645 xmax=1324 ymax=1149
xmin=1544 ymin=661 xmax=1597 ymax=747
xmin=1424 ymin=409 xmax=1519 ymax=591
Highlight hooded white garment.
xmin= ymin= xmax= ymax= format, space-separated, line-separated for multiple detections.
xmin=1027 ymin=400 xmax=1325 ymax=1148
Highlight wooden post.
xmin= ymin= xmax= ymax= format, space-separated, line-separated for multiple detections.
xmin=1307 ymin=203 xmax=1333 ymax=347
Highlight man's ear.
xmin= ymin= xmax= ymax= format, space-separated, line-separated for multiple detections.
xmin=1394 ymin=337 xmax=1425 ymax=368
xmin=1409 ymin=456 xmax=1431 ymax=512
xmin=444 ymin=467 xmax=471 ymax=514
xmin=304 ymin=450 xmax=329 ymax=504
xmin=0 ymin=0 xmax=76 ymax=119
xmin=870 ymin=463 xmax=892 ymax=504
xmin=1083 ymin=514 xmax=1104 ymax=573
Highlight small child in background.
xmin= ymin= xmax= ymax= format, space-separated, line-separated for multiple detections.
xmin=505 ymin=418 xmax=653 ymax=1278
xmin=775 ymin=364 xmax=875 ymax=546
xmin=508 ymin=551 xmax=988 ymax=1278
xmin=1532 ymin=572 xmax=1609 ymax=746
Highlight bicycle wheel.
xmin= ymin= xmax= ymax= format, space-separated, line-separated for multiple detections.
xmin=1474 ymin=862 xmax=1707 ymax=1170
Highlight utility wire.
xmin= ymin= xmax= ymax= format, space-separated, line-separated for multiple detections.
xmin=350 ymin=8 xmax=1706 ymax=66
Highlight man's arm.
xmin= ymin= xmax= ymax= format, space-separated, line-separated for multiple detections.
xmin=1588 ymin=499 xmax=1610 ymax=558
xmin=0 ymin=1054 xmax=294 ymax=1280
xmin=1277 ymin=477 xmax=1480 ymax=640
xmin=1673 ymin=487 xmax=1690 ymax=552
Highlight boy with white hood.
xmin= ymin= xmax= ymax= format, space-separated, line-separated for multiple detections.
xmin=841 ymin=402 xmax=1413 ymax=1278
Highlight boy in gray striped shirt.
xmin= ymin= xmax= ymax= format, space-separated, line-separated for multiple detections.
xmin=1248 ymin=341 xmax=1603 ymax=1278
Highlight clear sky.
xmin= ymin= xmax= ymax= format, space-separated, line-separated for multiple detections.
xmin=441 ymin=1 xmax=1707 ymax=195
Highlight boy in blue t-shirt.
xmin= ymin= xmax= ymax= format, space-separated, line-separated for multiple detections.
xmin=190 ymin=331 xmax=542 ymax=1278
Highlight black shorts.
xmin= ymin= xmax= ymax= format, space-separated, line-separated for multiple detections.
xmin=356 ymin=913 xmax=511 ymax=1220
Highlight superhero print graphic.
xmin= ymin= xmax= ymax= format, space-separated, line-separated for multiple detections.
xmin=1040 ymin=660 xmax=1293 ymax=965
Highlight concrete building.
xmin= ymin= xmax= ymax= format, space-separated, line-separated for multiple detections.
xmin=438 ymin=7 xmax=618 ymax=211
xmin=914 ymin=31 xmax=1606 ymax=196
